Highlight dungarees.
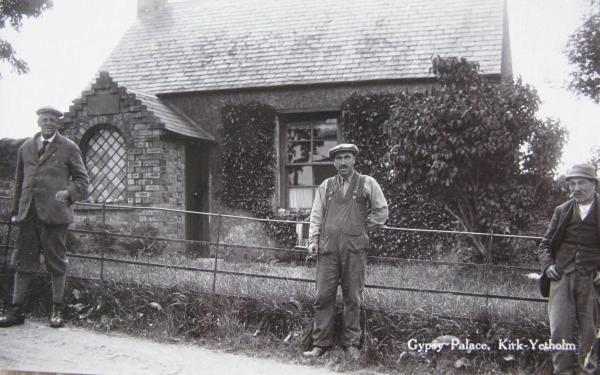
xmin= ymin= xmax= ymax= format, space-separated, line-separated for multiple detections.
xmin=312 ymin=173 xmax=368 ymax=347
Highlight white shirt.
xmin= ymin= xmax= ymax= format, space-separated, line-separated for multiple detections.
xmin=578 ymin=202 xmax=593 ymax=219
xmin=37 ymin=131 xmax=57 ymax=148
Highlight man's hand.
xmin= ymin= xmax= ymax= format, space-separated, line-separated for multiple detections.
xmin=10 ymin=216 xmax=17 ymax=224
xmin=307 ymin=243 xmax=319 ymax=257
xmin=55 ymin=190 xmax=70 ymax=203
xmin=545 ymin=264 xmax=562 ymax=280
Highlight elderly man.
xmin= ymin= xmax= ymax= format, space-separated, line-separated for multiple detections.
xmin=303 ymin=143 xmax=388 ymax=358
xmin=538 ymin=163 xmax=600 ymax=374
xmin=0 ymin=106 xmax=88 ymax=328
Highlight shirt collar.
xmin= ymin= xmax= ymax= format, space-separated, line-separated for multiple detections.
xmin=336 ymin=170 xmax=356 ymax=184
xmin=38 ymin=131 xmax=57 ymax=145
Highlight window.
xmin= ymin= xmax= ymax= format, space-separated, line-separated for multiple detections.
xmin=83 ymin=125 xmax=127 ymax=203
xmin=281 ymin=113 xmax=339 ymax=208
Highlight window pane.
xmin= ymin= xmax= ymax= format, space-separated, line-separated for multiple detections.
xmin=287 ymin=124 xmax=311 ymax=142
xmin=289 ymin=187 xmax=314 ymax=209
xmin=313 ymin=164 xmax=337 ymax=185
xmin=287 ymin=141 xmax=311 ymax=163
xmin=288 ymin=166 xmax=313 ymax=186
xmin=312 ymin=139 xmax=337 ymax=162
xmin=85 ymin=126 xmax=126 ymax=203
xmin=313 ymin=122 xmax=337 ymax=140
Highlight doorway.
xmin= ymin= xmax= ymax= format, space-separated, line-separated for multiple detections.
xmin=185 ymin=142 xmax=209 ymax=257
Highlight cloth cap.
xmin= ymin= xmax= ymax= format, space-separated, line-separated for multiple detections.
xmin=328 ymin=143 xmax=359 ymax=158
xmin=36 ymin=106 xmax=62 ymax=117
xmin=565 ymin=163 xmax=598 ymax=182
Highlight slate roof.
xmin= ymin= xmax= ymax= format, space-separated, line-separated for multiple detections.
xmin=128 ymin=88 xmax=215 ymax=140
xmin=102 ymin=0 xmax=508 ymax=94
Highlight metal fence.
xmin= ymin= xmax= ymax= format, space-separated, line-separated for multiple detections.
xmin=0 ymin=196 xmax=547 ymax=306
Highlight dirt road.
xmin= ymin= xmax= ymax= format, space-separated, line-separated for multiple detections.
xmin=0 ymin=320 xmax=334 ymax=375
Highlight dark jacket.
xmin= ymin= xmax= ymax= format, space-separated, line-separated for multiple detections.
xmin=10 ymin=132 xmax=89 ymax=225
xmin=538 ymin=193 xmax=600 ymax=273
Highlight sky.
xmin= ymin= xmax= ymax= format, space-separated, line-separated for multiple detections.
xmin=0 ymin=0 xmax=599 ymax=174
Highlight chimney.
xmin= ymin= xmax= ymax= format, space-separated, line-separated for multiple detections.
xmin=137 ymin=0 xmax=167 ymax=17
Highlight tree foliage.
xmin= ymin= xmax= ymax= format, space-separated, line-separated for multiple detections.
xmin=566 ymin=2 xmax=600 ymax=102
xmin=0 ymin=0 xmax=53 ymax=78
xmin=383 ymin=56 xmax=567 ymax=257
xmin=340 ymin=93 xmax=455 ymax=259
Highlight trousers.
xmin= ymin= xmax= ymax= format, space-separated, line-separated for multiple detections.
xmin=549 ymin=269 xmax=597 ymax=374
xmin=312 ymin=236 xmax=367 ymax=347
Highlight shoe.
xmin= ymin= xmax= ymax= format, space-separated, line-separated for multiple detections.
xmin=302 ymin=346 xmax=327 ymax=358
xmin=49 ymin=304 xmax=64 ymax=328
xmin=0 ymin=304 xmax=25 ymax=327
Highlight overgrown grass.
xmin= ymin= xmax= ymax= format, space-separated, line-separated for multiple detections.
xmin=7 ymin=274 xmax=552 ymax=374
xmin=66 ymin=250 xmax=546 ymax=324
xmin=1 ymin=228 xmax=552 ymax=373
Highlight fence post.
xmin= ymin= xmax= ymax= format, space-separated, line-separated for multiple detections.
xmin=212 ymin=214 xmax=223 ymax=296
xmin=482 ymin=230 xmax=494 ymax=315
xmin=100 ymin=202 xmax=106 ymax=282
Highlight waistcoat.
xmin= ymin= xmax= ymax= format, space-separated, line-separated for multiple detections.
xmin=556 ymin=202 xmax=600 ymax=273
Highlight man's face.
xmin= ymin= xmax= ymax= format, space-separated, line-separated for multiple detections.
xmin=568 ymin=177 xmax=596 ymax=204
xmin=333 ymin=152 xmax=356 ymax=178
xmin=37 ymin=113 xmax=59 ymax=138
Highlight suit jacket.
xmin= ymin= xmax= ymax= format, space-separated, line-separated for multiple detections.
xmin=10 ymin=132 xmax=89 ymax=225
xmin=537 ymin=193 xmax=600 ymax=273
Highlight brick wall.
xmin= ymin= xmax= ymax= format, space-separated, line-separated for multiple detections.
xmin=62 ymin=73 xmax=186 ymax=242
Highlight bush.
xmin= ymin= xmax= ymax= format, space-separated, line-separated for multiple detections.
xmin=340 ymin=93 xmax=455 ymax=259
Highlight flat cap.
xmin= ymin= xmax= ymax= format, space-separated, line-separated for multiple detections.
xmin=328 ymin=143 xmax=359 ymax=158
xmin=36 ymin=106 xmax=62 ymax=117
xmin=565 ymin=163 xmax=598 ymax=182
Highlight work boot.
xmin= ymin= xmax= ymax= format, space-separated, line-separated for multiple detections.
xmin=302 ymin=346 xmax=327 ymax=358
xmin=0 ymin=304 xmax=25 ymax=327
xmin=49 ymin=303 xmax=64 ymax=328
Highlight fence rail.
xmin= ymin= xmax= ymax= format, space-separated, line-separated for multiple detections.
xmin=0 ymin=196 xmax=547 ymax=306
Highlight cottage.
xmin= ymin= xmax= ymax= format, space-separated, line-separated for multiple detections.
xmin=60 ymin=0 xmax=511 ymax=246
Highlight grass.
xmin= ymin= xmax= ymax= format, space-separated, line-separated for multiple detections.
xmin=1 ymin=230 xmax=553 ymax=373
xmin=5 ymin=273 xmax=552 ymax=374
xmin=66 ymin=250 xmax=547 ymax=325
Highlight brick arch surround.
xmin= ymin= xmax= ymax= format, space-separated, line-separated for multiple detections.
xmin=60 ymin=72 xmax=188 ymax=242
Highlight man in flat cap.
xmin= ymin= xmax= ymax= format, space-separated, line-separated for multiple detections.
xmin=538 ymin=163 xmax=600 ymax=373
xmin=303 ymin=143 xmax=388 ymax=359
xmin=0 ymin=106 xmax=88 ymax=328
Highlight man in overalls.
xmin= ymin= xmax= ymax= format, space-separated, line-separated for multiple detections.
xmin=303 ymin=143 xmax=388 ymax=358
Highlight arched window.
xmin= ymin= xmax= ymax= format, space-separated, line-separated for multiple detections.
xmin=82 ymin=125 xmax=127 ymax=203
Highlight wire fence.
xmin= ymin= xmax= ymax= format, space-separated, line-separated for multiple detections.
xmin=0 ymin=196 xmax=547 ymax=308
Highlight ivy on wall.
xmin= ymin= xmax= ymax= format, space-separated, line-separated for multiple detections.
xmin=221 ymin=102 xmax=277 ymax=215
xmin=220 ymin=102 xmax=300 ymax=250
xmin=219 ymin=97 xmax=454 ymax=258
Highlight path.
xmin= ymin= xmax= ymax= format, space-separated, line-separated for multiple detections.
xmin=0 ymin=320 xmax=334 ymax=375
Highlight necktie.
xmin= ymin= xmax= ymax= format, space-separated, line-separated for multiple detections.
xmin=38 ymin=140 xmax=49 ymax=158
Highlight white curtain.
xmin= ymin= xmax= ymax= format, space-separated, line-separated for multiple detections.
xmin=288 ymin=188 xmax=314 ymax=209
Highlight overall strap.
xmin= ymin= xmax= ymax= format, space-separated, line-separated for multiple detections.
xmin=353 ymin=173 xmax=366 ymax=200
